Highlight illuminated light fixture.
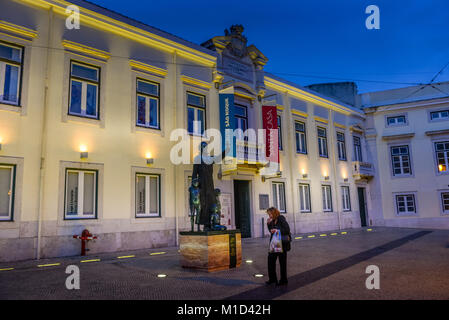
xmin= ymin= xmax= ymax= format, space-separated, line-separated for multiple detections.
xmin=145 ymin=152 xmax=154 ymax=165
xmin=439 ymin=164 xmax=445 ymax=172
xmin=254 ymin=274 xmax=264 ymax=278
xmin=0 ymin=137 xmax=3 ymax=150
xmin=245 ymin=259 xmax=253 ymax=264
xmin=157 ymin=274 xmax=167 ymax=278
xmin=324 ymin=176 xmax=330 ymax=180
xmin=295 ymin=236 xmax=303 ymax=240
xmin=79 ymin=145 xmax=88 ymax=159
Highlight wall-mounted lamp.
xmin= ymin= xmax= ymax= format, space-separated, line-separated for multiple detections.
xmin=145 ymin=152 xmax=154 ymax=165
xmin=79 ymin=145 xmax=88 ymax=159
xmin=0 ymin=137 xmax=3 ymax=150
xmin=344 ymin=178 xmax=349 ymax=182
xmin=302 ymin=173 xmax=308 ymax=179
xmin=324 ymin=176 xmax=330 ymax=181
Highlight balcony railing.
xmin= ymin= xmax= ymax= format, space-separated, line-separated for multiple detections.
xmin=352 ymin=161 xmax=374 ymax=180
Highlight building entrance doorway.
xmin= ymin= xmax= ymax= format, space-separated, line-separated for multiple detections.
xmin=357 ymin=187 xmax=368 ymax=227
xmin=233 ymin=180 xmax=251 ymax=238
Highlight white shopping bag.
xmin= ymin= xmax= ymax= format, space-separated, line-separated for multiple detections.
xmin=269 ymin=229 xmax=283 ymax=253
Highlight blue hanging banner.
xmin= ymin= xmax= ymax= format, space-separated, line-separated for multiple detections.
xmin=219 ymin=88 xmax=236 ymax=159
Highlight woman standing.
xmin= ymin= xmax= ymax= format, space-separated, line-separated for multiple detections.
xmin=266 ymin=207 xmax=291 ymax=286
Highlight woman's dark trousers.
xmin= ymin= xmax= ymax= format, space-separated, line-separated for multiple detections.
xmin=268 ymin=252 xmax=287 ymax=283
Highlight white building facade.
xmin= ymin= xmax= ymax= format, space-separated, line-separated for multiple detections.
xmin=362 ymin=83 xmax=449 ymax=229
xmin=4 ymin=0 xmax=441 ymax=263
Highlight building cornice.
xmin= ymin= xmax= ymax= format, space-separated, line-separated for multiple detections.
xmin=62 ymin=40 xmax=110 ymax=60
xmin=0 ymin=20 xmax=37 ymax=40
xmin=18 ymin=0 xmax=217 ymax=67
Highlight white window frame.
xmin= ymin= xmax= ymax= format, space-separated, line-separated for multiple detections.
xmin=295 ymin=121 xmax=307 ymax=154
xmin=391 ymin=145 xmax=412 ymax=176
xmin=434 ymin=141 xmax=449 ymax=174
xmin=429 ymin=109 xmax=449 ymax=122
xmin=187 ymin=92 xmax=206 ymax=136
xmin=336 ymin=131 xmax=346 ymax=161
xmin=440 ymin=191 xmax=449 ymax=215
xmin=322 ymin=185 xmax=333 ymax=212
xmin=135 ymin=173 xmax=160 ymax=218
xmin=64 ymin=169 xmax=97 ymax=220
xmin=341 ymin=186 xmax=351 ymax=211
xmin=272 ymin=181 xmax=286 ymax=213
xmin=353 ymin=136 xmax=363 ymax=162
xmin=69 ymin=61 xmax=100 ymax=119
xmin=0 ymin=41 xmax=23 ymax=106
xmin=136 ymin=79 xmax=160 ymax=129
xmin=317 ymin=127 xmax=328 ymax=158
xmin=386 ymin=115 xmax=407 ymax=127
xmin=394 ymin=193 xmax=417 ymax=216
xmin=299 ymin=183 xmax=311 ymax=213
xmin=0 ymin=164 xmax=15 ymax=221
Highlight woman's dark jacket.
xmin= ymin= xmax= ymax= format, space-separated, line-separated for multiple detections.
xmin=267 ymin=215 xmax=291 ymax=252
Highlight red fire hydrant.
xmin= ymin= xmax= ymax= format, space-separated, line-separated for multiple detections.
xmin=73 ymin=229 xmax=97 ymax=256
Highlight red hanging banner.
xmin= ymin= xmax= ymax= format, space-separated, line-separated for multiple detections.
xmin=262 ymin=105 xmax=279 ymax=166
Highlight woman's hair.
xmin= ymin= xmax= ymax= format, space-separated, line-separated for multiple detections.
xmin=267 ymin=207 xmax=280 ymax=220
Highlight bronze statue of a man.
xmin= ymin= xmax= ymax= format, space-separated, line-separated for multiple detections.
xmin=191 ymin=142 xmax=227 ymax=231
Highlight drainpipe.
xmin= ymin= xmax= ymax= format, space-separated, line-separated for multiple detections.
xmin=173 ymin=51 xmax=179 ymax=246
xmin=36 ymin=7 xmax=54 ymax=260
xmin=329 ymin=111 xmax=342 ymax=230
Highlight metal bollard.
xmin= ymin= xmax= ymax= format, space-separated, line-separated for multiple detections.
xmin=262 ymin=217 xmax=265 ymax=238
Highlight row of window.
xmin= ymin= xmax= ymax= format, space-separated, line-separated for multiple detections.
xmin=0 ymin=41 xmax=207 ymax=135
xmin=386 ymin=110 xmax=449 ymax=127
xmin=272 ymin=182 xmax=352 ymax=213
xmin=0 ymin=165 xmax=160 ymax=221
xmin=291 ymin=120 xmax=363 ymax=161
xmin=390 ymin=141 xmax=449 ymax=175
xmin=394 ymin=192 xmax=449 ymax=216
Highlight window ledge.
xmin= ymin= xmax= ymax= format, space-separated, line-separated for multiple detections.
xmin=66 ymin=114 xmax=101 ymax=126
xmin=425 ymin=129 xmax=449 ymax=136
xmin=0 ymin=103 xmax=21 ymax=113
xmin=382 ymin=132 xmax=415 ymax=141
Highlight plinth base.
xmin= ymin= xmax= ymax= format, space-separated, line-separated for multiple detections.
xmin=179 ymin=230 xmax=242 ymax=272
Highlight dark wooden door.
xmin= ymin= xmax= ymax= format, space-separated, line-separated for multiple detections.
xmin=358 ymin=187 xmax=367 ymax=227
xmin=234 ymin=180 xmax=251 ymax=238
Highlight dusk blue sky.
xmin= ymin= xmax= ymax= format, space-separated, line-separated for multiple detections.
xmin=87 ymin=0 xmax=449 ymax=93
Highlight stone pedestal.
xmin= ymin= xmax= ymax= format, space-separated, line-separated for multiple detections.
xmin=179 ymin=230 xmax=242 ymax=272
